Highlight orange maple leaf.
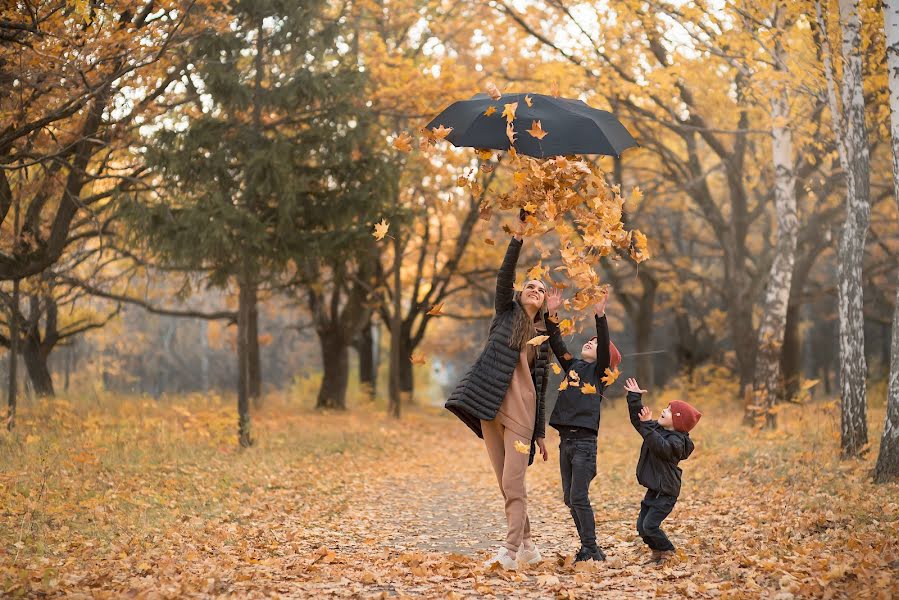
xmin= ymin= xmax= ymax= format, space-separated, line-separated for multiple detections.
xmin=506 ymin=121 xmax=517 ymax=146
xmin=427 ymin=302 xmax=445 ymax=316
xmin=431 ymin=125 xmax=453 ymax=139
xmin=527 ymin=335 xmax=549 ymax=346
xmin=502 ymin=102 xmax=518 ymax=122
xmin=392 ymin=132 xmax=413 ymax=152
xmin=484 ymin=105 xmax=497 ymax=117
xmin=524 ymin=94 xmax=534 ymax=107
xmin=601 ymin=367 xmax=620 ymax=386
xmin=410 ymin=352 xmax=427 ymax=365
xmin=526 ymin=120 xmax=548 ymax=140
xmin=373 ymin=219 xmax=390 ymax=241
xmin=581 ymin=382 xmax=597 ymax=394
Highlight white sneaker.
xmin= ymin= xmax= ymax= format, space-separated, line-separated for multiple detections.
xmin=484 ymin=546 xmax=518 ymax=570
xmin=517 ymin=543 xmax=542 ymax=566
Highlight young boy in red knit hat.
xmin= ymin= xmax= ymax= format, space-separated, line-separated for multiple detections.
xmin=622 ymin=377 xmax=701 ymax=564
xmin=543 ymin=288 xmax=622 ymax=563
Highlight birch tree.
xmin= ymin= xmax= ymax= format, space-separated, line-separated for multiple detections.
xmin=875 ymin=0 xmax=899 ymax=482
xmin=750 ymin=5 xmax=799 ymax=429
xmin=815 ymin=0 xmax=871 ymax=458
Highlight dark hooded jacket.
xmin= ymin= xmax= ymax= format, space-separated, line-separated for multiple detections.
xmin=547 ymin=314 xmax=611 ymax=435
xmin=445 ymin=237 xmax=550 ymax=465
xmin=626 ymin=391 xmax=695 ymax=497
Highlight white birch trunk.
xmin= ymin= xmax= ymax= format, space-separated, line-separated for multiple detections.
xmin=875 ymin=0 xmax=899 ymax=482
xmin=749 ymin=6 xmax=798 ymax=429
xmin=817 ymin=0 xmax=870 ymax=457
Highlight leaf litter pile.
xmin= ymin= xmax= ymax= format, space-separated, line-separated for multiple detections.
xmin=2 ymin=391 xmax=898 ymax=598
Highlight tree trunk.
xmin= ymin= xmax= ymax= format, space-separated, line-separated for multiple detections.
xmin=6 ymin=278 xmax=19 ymax=430
xmin=316 ymin=329 xmax=349 ymax=410
xmin=355 ymin=316 xmax=377 ymax=401
xmin=22 ymin=331 xmax=54 ymax=397
xmin=835 ymin=0 xmax=871 ymax=457
xmin=874 ymin=0 xmax=899 ymax=482
xmin=634 ymin=271 xmax=657 ymax=390
xmin=248 ymin=286 xmax=262 ymax=407
xmin=199 ymin=319 xmax=210 ymax=392
xmin=780 ymin=301 xmax=801 ymax=402
xmin=237 ymin=275 xmax=254 ymax=447
xmin=748 ymin=21 xmax=799 ymax=430
xmin=388 ymin=235 xmax=403 ymax=418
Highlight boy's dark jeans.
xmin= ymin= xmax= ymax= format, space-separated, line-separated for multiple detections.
xmin=559 ymin=436 xmax=597 ymax=549
xmin=636 ymin=489 xmax=676 ymax=551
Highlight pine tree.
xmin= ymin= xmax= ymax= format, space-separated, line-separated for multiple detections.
xmin=126 ymin=0 xmax=391 ymax=443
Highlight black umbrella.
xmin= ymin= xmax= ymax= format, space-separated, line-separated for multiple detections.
xmin=425 ymin=92 xmax=638 ymax=158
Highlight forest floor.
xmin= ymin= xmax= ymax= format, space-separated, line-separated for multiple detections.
xmin=1 ymin=386 xmax=898 ymax=599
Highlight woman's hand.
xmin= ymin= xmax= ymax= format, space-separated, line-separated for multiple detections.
xmin=546 ymin=288 xmax=563 ymax=314
xmin=623 ymin=377 xmax=647 ymax=394
xmin=514 ymin=208 xmax=528 ymax=241
xmin=537 ymin=437 xmax=548 ymax=462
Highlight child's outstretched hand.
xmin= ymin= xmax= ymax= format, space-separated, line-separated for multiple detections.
xmin=623 ymin=377 xmax=647 ymax=394
xmin=593 ymin=287 xmax=610 ymax=317
xmin=638 ymin=406 xmax=653 ymax=422
xmin=546 ymin=288 xmax=564 ymax=314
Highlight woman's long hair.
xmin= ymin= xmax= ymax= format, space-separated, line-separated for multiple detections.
xmin=510 ymin=288 xmax=548 ymax=350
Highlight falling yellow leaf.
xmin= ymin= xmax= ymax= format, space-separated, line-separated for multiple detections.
xmin=486 ymin=81 xmax=502 ymax=100
xmin=476 ymin=148 xmax=494 ymax=160
xmin=392 ymin=132 xmax=413 ymax=152
xmin=523 ymin=201 xmax=538 ymax=213
xmin=513 ymin=439 xmax=530 ymax=454
xmin=502 ymin=102 xmax=518 ymax=122
xmin=601 ymin=367 xmax=620 ymax=386
xmin=506 ymin=121 xmax=517 ymax=146
xmin=527 ymin=335 xmax=549 ymax=346
xmin=527 ymin=263 xmax=545 ymax=280
xmin=525 ymin=94 xmax=533 ymax=107
xmin=431 ymin=125 xmax=453 ymax=139
xmin=551 ymin=362 xmax=562 ymax=375
xmin=427 ymin=302 xmax=445 ymax=316
xmin=582 ymin=382 xmax=597 ymax=394
xmin=484 ymin=105 xmax=497 ymax=117
xmin=484 ymin=238 xmax=496 ymax=245
xmin=568 ymin=370 xmax=580 ymax=387
xmin=373 ymin=219 xmax=390 ymax=241
xmin=526 ymin=120 xmax=548 ymax=140
xmin=800 ymin=379 xmax=820 ymax=392
xmin=410 ymin=352 xmax=427 ymax=365
xmin=559 ymin=378 xmax=569 ymax=391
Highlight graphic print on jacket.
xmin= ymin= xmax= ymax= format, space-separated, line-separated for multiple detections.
xmin=547 ymin=314 xmax=611 ymax=435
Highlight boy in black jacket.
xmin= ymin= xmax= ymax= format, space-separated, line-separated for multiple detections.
xmin=623 ymin=377 xmax=701 ymax=563
xmin=544 ymin=288 xmax=621 ymax=563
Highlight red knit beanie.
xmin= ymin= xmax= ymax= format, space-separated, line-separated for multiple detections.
xmin=609 ymin=341 xmax=621 ymax=370
xmin=589 ymin=338 xmax=621 ymax=370
xmin=670 ymin=400 xmax=702 ymax=433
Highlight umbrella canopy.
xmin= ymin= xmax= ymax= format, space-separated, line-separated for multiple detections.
xmin=425 ymin=92 xmax=638 ymax=158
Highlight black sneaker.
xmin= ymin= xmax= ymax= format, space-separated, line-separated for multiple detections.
xmin=574 ymin=546 xmax=606 ymax=562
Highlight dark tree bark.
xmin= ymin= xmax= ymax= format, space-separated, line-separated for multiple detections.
xmin=6 ymin=279 xmax=19 ymax=430
xmin=22 ymin=330 xmax=53 ymax=397
xmin=236 ymin=273 xmax=254 ymax=448
xmin=316 ymin=328 xmax=350 ymax=410
xmin=248 ymin=286 xmax=262 ymax=406
xmin=355 ymin=316 xmax=377 ymax=401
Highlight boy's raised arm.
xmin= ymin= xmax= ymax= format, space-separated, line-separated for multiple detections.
xmin=544 ymin=313 xmax=574 ymax=372
xmin=626 ymin=390 xmax=645 ymax=432
xmin=594 ymin=314 xmax=611 ymax=379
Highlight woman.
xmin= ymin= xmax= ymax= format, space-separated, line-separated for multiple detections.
xmin=445 ymin=219 xmax=550 ymax=570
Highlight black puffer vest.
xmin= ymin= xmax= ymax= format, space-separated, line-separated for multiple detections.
xmin=445 ymin=237 xmax=549 ymax=465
